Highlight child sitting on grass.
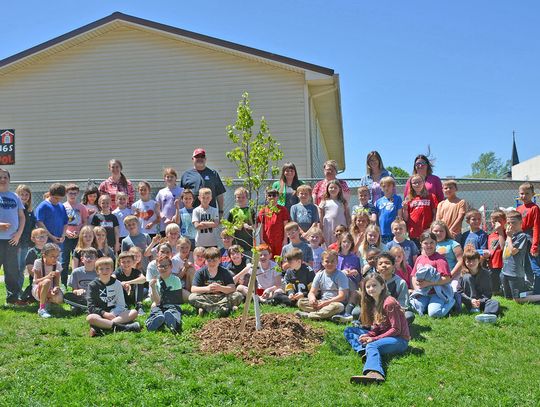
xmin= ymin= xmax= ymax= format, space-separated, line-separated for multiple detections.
xmin=146 ymin=256 xmax=183 ymax=333
xmin=376 ymin=252 xmax=415 ymax=324
xmin=344 ymin=273 xmax=410 ymax=385
xmin=21 ymin=228 xmax=48 ymax=301
xmin=64 ymin=247 xmax=99 ymax=312
xmin=114 ymin=251 xmax=147 ymax=315
xmin=296 ymin=250 xmax=349 ymax=321
xmin=32 ymin=243 xmax=64 ymax=318
xmin=189 ymin=247 xmax=244 ymax=317
xmin=86 ymin=257 xmax=140 ymax=336
xmin=273 ymin=248 xmax=314 ymax=307
xmin=457 ymin=246 xmax=500 ymax=316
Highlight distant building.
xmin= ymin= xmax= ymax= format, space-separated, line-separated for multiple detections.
xmin=0 ymin=12 xmax=344 ymax=180
xmin=512 ymin=155 xmax=540 ymax=181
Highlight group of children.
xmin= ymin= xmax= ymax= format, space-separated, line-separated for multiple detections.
xmin=2 ymin=163 xmax=539 ymax=385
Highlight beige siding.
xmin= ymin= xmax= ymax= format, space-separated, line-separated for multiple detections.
xmin=0 ymin=26 xmax=308 ymax=181
xmin=309 ymin=98 xmax=328 ymax=178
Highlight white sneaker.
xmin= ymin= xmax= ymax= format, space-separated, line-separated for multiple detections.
xmin=331 ymin=313 xmax=353 ymax=324
xmin=38 ymin=308 xmax=52 ymax=318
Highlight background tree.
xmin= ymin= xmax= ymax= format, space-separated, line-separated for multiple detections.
xmin=386 ymin=166 xmax=409 ymax=178
xmin=467 ymin=152 xmax=510 ymax=179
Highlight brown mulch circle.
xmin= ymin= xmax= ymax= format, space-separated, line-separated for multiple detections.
xmin=194 ymin=313 xmax=325 ymax=364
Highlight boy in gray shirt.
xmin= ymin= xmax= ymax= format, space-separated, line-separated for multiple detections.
xmin=296 ymin=250 xmax=348 ymax=320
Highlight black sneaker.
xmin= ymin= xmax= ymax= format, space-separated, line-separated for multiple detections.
xmin=125 ymin=322 xmax=141 ymax=333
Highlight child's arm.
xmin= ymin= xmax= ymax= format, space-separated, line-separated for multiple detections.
xmin=124 ymin=274 xmax=147 ymax=285
xmin=318 ymin=204 xmax=325 ymax=234
xmin=149 ymin=279 xmax=161 ymax=305
xmin=173 ymin=199 xmax=181 ymax=224
xmin=144 ymin=234 xmax=162 ymax=257
xmin=401 ymin=202 xmax=409 ymax=222
xmin=450 ymin=246 xmax=463 ymax=279
xmin=146 ymin=201 xmax=161 ymax=230
xmin=112 ymin=226 xmax=119 ymax=253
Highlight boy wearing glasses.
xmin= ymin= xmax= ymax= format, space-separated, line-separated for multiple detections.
xmin=146 ymin=257 xmax=183 ymax=333
xmin=258 ymin=189 xmax=290 ymax=257
xmin=64 ymin=247 xmax=99 ymax=311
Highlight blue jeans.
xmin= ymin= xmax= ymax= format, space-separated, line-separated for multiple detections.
xmin=17 ymin=242 xmax=30 ymax=288
xmin=344 ymin=327 xmax=408 ymax=377
xmin=529 ymin=254 xmax=540 ymax=295
xmin=410 ymin=293 xmax=455 ymax=318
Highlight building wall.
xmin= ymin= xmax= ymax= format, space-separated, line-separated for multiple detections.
xmin=0 ymin=26 xmax=309 ymax=181
xmin=512 ymin=155 xmax=540 ymax=181
xmin=309 ymin=97 xmax=328 ymax=178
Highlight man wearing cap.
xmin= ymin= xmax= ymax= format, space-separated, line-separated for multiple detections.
xmin=181 ymin=148 xmax=226 ymax=216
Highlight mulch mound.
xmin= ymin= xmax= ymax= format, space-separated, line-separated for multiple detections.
xmin=194 ymin=313 xmax=325 ymax=364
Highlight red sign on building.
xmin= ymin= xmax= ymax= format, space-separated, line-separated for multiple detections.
xmin=0 ymin=129 xmax=15 ymax=165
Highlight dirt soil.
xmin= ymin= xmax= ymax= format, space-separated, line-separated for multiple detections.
xmin=194 ymin=313 xmax=325 ymax=364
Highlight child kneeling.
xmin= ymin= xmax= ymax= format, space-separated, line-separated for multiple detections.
xmin=146 ymin=257 xmax=183 ymax=333
xmin=344 ymin=273 xmax=410 ymax=384
xmin=86 ymin=257 xmax=140 ymax=336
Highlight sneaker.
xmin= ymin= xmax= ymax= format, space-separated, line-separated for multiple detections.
xmin=295 ymin=310 xmax=309 ymax=319
xmin=470 ymin=308 xmax=481 ymax=313
xmin=215 ymin=307 xmax=231 ymax=318
xmin=125 ymin=322 xmax=141 ymax=333
xmin=164 ymin=312 xmax=181 ymax=334
xmin=146 ymin=315 xmax=165 ymax=332
xmin=89 ymin=326 xmax=104 ymax=337
xmin=331 ymin=313 xmax=353 ymax=324
xmin=38 ymin=308 xmax=52 ymax=318
xmin=350 ymin=371 xmax=385 ymax=385
xmin=475 ymin=313 xmax=497 ymax=324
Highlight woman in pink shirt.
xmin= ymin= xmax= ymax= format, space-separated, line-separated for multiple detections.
xmin=403 ymin=154 xmax=444 ymax=203
xmin=98 ymin=159 xmax=135 ymax=210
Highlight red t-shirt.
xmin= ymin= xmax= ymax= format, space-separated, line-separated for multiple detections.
xmin=412 ymin=252 xmax=451 ymax=277
xmin=517 ymin=202 xmax=540 ymax=254
xmin=488 ymin=231 xmax=504 ymax=269
xmin=405 ymin=194 xmax=438 ymax=239
xmin=258 ymin=205 xmax=290 ymax=257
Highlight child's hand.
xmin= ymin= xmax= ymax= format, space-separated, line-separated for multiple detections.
xmin=359 ymin=334 xmax=372 ymax=344
xmin=48 ymin=271 xmax=57 ymax=280
xmin=208 ymin=283 xmax=221 ymax=293
xmin=73 ymin=289 xmax=85 ymax=296
xmin=471 ymin=299 xmax=481 ymax=308
xmin=293 ymin=292 xmax=304 ymax=300
xmin=122 ymin=282 xmax=131 ymax=291
xmin=0 ymin=222 xmax=11 ymax=231
xmin=52 ymin=286 xmax=60 ymax=295
xmin=309 ymin=297 xmax=318 ymax=307
xmin=416 ymin=280 xmax=431 ymax=289
xmin=505 ymin=224 xmax=514 ymax=237
xmin=149 ymin=278 xmax=158 ymax=288
xmin=174 ymin=198 xmax=181 ymax=209
xmin=494 ymin=222 xmax=504 ymax=233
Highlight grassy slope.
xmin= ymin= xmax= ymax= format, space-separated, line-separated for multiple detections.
xmin=0 ymin=286 xmax=539 ymax=407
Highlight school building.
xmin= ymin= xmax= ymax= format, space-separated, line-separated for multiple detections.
xmin=0 ymin=12 xmax=344 ymax=181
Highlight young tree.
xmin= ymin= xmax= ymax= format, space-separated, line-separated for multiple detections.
xmin=223 ymin=92 xmax=284 ymax=330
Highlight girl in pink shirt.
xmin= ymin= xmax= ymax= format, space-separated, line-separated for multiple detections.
xmin=345 ymin=273 xmax=410 ymax=385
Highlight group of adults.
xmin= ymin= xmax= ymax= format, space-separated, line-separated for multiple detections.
xmin=97 ymin=149 xmax=443 ymax=214
xmin=97 ymin=148 xmax=227 ymax=213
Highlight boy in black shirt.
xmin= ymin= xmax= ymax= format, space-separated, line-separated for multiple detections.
xmin=273 ymin=248 xmax=314 ymax=307
xmin=86 ymin=257 xmax=140 ymax=336
xmin=188 ymin=247 xmax=244 ymax=316
xmin=114 ymin=252 xmax=147 ymax=315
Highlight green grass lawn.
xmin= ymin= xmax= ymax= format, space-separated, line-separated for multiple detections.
xmin=0 ymin=283 xmax=539 ymax=406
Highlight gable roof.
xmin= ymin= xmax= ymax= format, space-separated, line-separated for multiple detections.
xmin=0 ymin=12 xmax=334 ymax=76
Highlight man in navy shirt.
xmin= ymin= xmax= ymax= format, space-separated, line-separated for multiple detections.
xmin=180 ymin=148 xmax=226 ymax=216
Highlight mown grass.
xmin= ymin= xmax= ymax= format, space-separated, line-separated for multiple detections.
xmin=0 ymin=282 xmax=539 ymax=407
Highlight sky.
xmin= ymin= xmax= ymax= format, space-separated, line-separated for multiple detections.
xmin=1 ymin=0 xmax=539 ymax=179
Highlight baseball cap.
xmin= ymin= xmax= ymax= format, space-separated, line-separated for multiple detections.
xmin=192 ymin=148 xmax=206 ymax=157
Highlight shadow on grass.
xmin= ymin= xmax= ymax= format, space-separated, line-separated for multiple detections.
xmin=0 ymin=303 xmax=82 ymax=319
xmin=408 ymin=323 xmax=431 ymax=342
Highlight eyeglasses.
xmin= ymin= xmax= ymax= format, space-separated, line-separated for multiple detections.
xmin=82 ymin=254 xmax=97 ymax=259
xmin=157 ymin=264 xmax=170 ymax=269
xmin=415 ymin=161 xmax=427 ymax=167
xmin=34 ymin=235 xmax=48 ymax=240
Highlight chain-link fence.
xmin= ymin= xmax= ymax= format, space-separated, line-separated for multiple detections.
xmin=13 ymin=176 xmax=535 ymax=218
